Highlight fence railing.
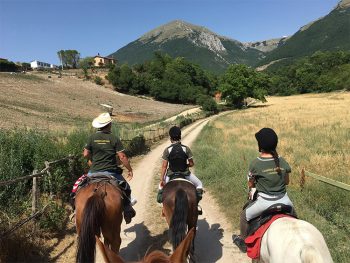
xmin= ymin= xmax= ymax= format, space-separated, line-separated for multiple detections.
xmin=0 ymin=155 xmax=77 ymax=238
xmin=119 ymin=111 xmax=204 ymax=141
xmin=300 ymin=168 xmax=350 ymax=191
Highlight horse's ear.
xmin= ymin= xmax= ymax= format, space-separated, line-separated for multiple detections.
xmin=95 ymin=236 xmax=125 ymax=263
xmin=170 ymin=228 xmax=195 ymax=263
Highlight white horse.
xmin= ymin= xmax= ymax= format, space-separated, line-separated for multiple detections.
xmin=257 ymin=217 xmax=333 ymax=263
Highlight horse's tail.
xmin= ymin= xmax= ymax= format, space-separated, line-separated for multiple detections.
xmin=300 ymin=245 xmax=325 ymax=263
xmin=170 ymin=188 xmax=188 ymax=250
xmin=76 ymin=194 xmax=105 ymax=263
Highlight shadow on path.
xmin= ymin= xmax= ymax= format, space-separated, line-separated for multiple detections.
xmin=195 ymin=218 xmax=224 ymax=263
xmin=119 ymin=222 xmax=170 ymax=261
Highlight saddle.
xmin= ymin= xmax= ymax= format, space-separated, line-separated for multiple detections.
xmin=75 ymin=174 xmax=129 ymax=196
xmin=247 ymin=203 xmax=297 ymax=236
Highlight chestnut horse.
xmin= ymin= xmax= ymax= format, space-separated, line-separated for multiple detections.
xmin=256 ymin=217 xmax=333 ymax=263
xmin=75 ymin=182 xmax=123 ymax=263
xmin=96 ymin=228 xmax=195 ymax=263
xmin=162 ymin=180 xmax=198 ymax=262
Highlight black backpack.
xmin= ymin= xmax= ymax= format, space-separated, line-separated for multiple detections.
xmin=168 ymin=144 xmax=188 ymax=172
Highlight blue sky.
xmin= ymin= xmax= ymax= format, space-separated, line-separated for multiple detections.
xmin=0 ymin=0 xmax=339 ymax=64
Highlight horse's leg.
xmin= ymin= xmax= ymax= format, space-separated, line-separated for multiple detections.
xmin=188 ymin=222 xmax=197 ymax=263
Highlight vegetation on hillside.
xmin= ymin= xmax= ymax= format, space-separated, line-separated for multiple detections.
xmin=107 ymin=52 xmax=271 ymax=109
xmin=192 ymin=93 xmax=350 ymax=262
xmin=268 ymin=51 xmax=350 ymax=95
xmin=256 ymin=6 xmax=350 ymax=68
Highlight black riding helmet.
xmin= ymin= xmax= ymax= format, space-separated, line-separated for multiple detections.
xmin=255 ymin=128 xmax=278 ymax=152
xmin=169 ymin=126 xmax=181 ymax=141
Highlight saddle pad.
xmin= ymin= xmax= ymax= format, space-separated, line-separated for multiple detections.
xmin=72 ymin=174 xmax=127 ymax=194
xmin=168 ymin=178 xmax=194 ymax=186
xmin=72 ymin=174 xmax=87 ymax=193
xmin=245 ymin=214 xmax=292 ymax=259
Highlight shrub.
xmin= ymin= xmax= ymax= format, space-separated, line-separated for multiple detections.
xmin=39 ymin=201 xmax=66 ymax=231
xmin=196 ymin=95 xmax=218 ymax=113
xmin=94 ymin=76 xmax=103 ymax=85
xmin=124 ymin=135 xmax=148 ymax=156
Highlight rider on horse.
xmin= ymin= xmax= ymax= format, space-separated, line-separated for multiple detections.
xmin=233 ymin=128 xmax=294 ymax=252
xmin=157 ymin=126 xmax=203 ymax=211
xmin=83 ymin=112 xmax=136 ymax=224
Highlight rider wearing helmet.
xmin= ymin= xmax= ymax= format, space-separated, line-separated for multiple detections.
xmin=233 ymin=128 xmax=294 ymax=252
xmin=157 ymin=126 xmax=203 ymax=210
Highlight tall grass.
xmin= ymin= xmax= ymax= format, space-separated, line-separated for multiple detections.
xmin=192 ymin=92 xmax=350 ymax=262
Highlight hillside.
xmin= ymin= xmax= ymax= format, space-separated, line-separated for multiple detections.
xmin=109 ymin=20 xmax=264 ymax=73
xmin=257 ymin=1 xmax=350 ymax=68
xmin=0 ymin=72 xmax=192 ymax=131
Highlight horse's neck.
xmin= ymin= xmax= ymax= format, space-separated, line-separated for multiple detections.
xmin=260 ymin=218 xmax=333 ymax=263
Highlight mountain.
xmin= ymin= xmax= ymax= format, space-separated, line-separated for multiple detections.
xmin=109 ymin=20 xmax=265 ymax=73
xmin=109 ymin=0 xmax=350 ymax=73
xmin=244 ymin=37 xmax=289 ymax=53
xmin=257 ymin=0 xmax=350 ymax=69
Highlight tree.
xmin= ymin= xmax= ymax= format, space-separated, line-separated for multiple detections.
xmin=79 ymin=57 xmax=94 ymax=69
xmin=57 ymin=50 xmax=80 ymax=68
xmin=219 ymin=64 xmax=268 ymax=107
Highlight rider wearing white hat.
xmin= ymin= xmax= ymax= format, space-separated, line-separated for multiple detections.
xmin=83 ymin=112 xmax=136 ymax=224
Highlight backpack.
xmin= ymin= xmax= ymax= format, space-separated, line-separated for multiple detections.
xmin=168 ymin=144 xmax=188 ymax=172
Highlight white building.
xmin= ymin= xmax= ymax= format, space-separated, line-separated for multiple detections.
xmin=30 ymin=60 xmax=56 ymax=69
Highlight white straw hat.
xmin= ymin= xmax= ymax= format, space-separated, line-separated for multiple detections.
xmin=92 ymin=112 xmax=112 ymax=128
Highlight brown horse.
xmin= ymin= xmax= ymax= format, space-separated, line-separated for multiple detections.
xmin=162 ymin=180 xmax=198 ymax=262
xmin=96 ymin=228 xmax=195 ymax=263
xmin=75 ymin=182 xmax=123 ymax=263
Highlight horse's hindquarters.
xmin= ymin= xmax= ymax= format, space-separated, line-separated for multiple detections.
xmin=260 ymin=218 xmax=333 ymax=263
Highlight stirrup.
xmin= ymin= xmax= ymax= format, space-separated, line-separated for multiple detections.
xmin=197 ymin=205 xmax=203 ymax=215
xmin=232 ymin=234 xmax=247 ymax=253
xmin=130 ymin=197 xmax=137 ymax=206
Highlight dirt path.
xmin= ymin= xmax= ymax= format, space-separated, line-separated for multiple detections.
xmin=51 ymin=115 xmax=250 ymax=262
xmin=116 ymin=116 xmax=250 ymax=262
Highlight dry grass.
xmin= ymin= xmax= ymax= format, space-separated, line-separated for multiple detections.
xmin=0 ymin=72 xmax=192 ymax=131
xmin=192 ymin=91 xmax=350 ymax=262
xmin=220 ymin=92 xmax=350 ymax=183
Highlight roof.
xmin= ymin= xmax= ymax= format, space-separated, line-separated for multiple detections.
xmin=94 ymin=55 xmax=116 ymax=61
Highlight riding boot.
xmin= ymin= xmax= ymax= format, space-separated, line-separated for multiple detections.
xmin=123 ymin=194 xmax=136 ymax=224
xmin=157 ymin=189 xmax=163 ymax=203
xmin=233 ymin=210 xmax=248 ymax=253
xmin=196 ymin=189 xmax=203 ymax=215
xmin=239 ymin=210 xmax=249 ymax=239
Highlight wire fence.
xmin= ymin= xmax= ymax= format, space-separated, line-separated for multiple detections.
xmin=0 ymin=155 xmax=78 ymax=239
xmin=300 ymin=168 xmax=350 ymax=192
xmin=118 ymin=111 xmax=205 ymax=142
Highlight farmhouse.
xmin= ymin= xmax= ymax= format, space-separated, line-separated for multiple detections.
xmin=30 ymin=60 xmax=56 ymax=69
xmin=94 ymin=54 xmax=116 ymax=67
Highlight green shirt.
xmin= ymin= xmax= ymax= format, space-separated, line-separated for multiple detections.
xmin=162 ymin=142 xmax=193 ymax=177
xmin=85 ymin=131 xmax=124 ymax=173
xmin=248 ymin=156 xmax=291 ymax=195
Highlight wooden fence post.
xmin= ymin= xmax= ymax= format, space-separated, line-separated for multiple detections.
xmin=300 ymin=168 xmax=306 ymax=191
xmin=45 ymin=161 xmax=53 ymax=198
xmin=32 ymin=170 xmax=38 ymax=217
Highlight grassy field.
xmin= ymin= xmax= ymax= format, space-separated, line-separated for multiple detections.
xmin=192 ymin=92 xmax=350 ymax=262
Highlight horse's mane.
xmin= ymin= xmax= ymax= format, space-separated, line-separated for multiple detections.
xmin=143 ymin=251 xmax=171 ymax=263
